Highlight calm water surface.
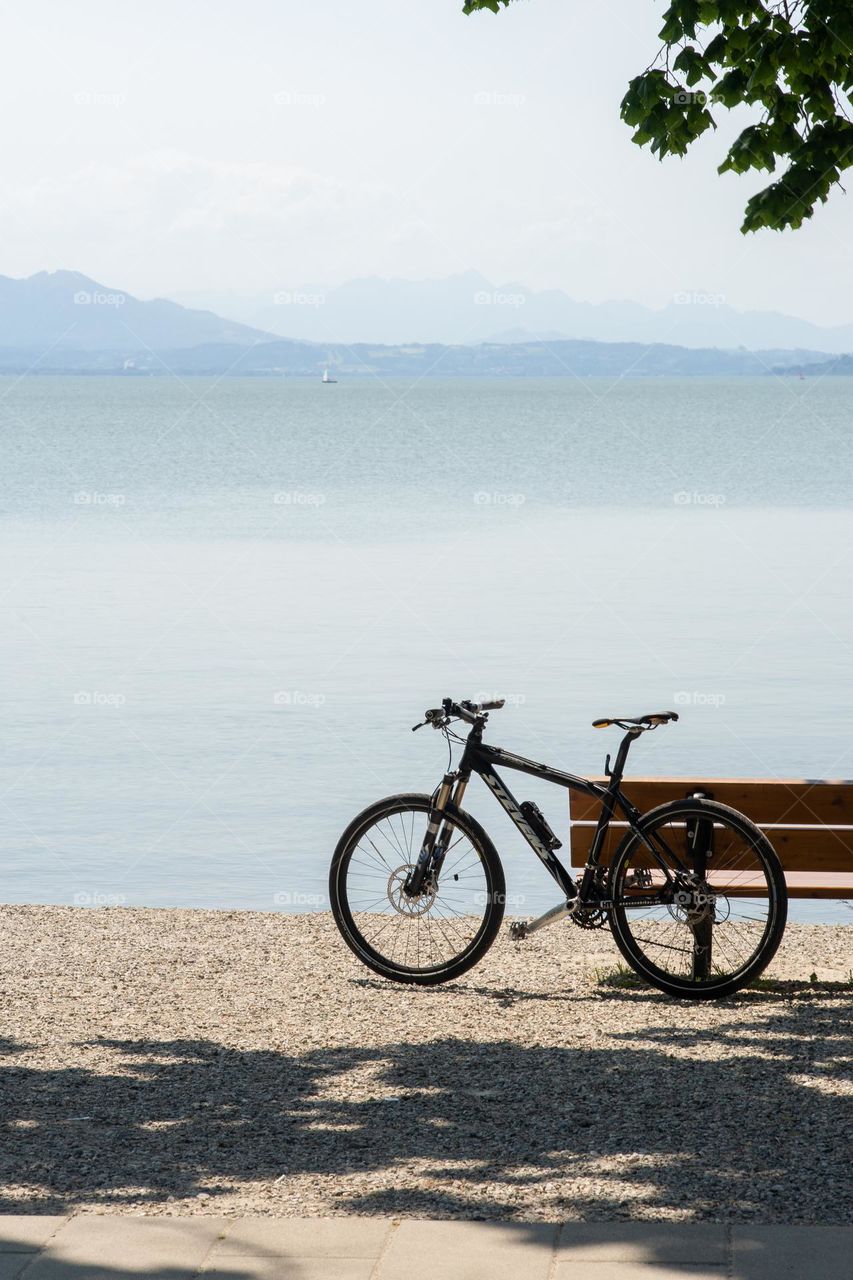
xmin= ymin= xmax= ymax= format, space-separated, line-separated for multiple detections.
xmin=0 ymin=375 xmax=851 ymax=923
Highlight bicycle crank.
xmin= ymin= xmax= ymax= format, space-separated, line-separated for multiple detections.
xmin=508 ymin=898 xmax=578 ymax=941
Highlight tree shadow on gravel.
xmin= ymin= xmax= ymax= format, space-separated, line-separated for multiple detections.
xmin=353 ymin=973 xmax=853 ymax=1006
xmin=0 ymin=994 xmax=851 ymax=1226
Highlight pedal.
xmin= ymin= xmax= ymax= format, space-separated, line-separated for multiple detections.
xmin=509 ymin=920 xmax=529 ymax=941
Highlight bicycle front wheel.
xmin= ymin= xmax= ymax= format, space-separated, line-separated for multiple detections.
xmin=330 ymin=793 xmax=505 ymax=985
xmin=608 ymin=798 xmax=787 ymax=999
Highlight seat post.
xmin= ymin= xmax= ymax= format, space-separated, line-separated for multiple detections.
xmin=607 ymin=728 xmax=642 ymax=790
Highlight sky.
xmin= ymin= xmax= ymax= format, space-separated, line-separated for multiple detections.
xmin=1 ymin=0 xmax=852 ymax=324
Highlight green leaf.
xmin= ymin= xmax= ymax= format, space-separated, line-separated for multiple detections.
xmin=719 ymin=123 xmax=777 ymax=174
xmin=465 ymin=0 xmax=853 ymax=233
xmin=673 ymin=45 xmax=712 ymax=86
xmin=704 ymin=33 xmax=729 ymax=65
xmin=713 ymin=67 xmax=749 ymax=107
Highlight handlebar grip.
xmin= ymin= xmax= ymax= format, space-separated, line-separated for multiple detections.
xmin=479 ymin=699 xmax=505 ymax=710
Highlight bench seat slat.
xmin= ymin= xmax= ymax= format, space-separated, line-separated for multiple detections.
xmin=570 ymin=778 xmax=853 ymax=826
xmin=772 ymin=874 xmax=853 ymax=899
xmin=568 ymin=823 xmax=853 ymax=874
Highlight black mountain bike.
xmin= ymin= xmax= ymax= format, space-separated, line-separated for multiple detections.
xmin=330 ymin=698 xmax=787 ymax=999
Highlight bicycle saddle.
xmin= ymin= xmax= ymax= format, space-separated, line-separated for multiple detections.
xmin=592 ymin=711 xmax=679 ymax=729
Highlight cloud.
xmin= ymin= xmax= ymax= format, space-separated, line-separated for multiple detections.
xmin=0 ymin=151 xmax=389 ymax=289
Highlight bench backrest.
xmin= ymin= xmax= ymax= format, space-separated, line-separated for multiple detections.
xmin=569 ymin=778 xmax=853 ymax=898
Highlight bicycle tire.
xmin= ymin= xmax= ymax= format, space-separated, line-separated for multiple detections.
xmin=608 ymin=797 xmax=787 ymax=999
xmin=329 ymin=792 xmax=506 ymax=985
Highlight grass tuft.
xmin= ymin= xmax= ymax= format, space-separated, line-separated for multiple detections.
xmin=594 ymin=962 xmax=648 ymax=991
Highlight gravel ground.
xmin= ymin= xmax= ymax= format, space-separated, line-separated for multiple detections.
xmin=0 ymin=905 xmax=851 ymax=1223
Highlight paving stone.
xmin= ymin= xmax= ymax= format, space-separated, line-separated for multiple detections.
xmin=4 ymin=1216 xmax=853 ymax=1280
xmin=213 ymin=1217 xmax=391 ymax=1258
xmin=557 ymin=1222 xmax=727 ymax=1264
xmin=0 ymin=1220 xmax=68 ymax=1253
xmin=554 ymin=1267 xmax=723 ymax=1280
xmin=732 ymin=1225 xmax=853 ymax=1280
xmin=0 ymin=1258 xmax=35 ymax=1280
xmin=381 ymin=1219 xmax=557 ymax=1280
xmin=205 ymin=1258 xmax=375 ymax=1280
xmin=22 ymin=1216 xmax=229 ymax=1279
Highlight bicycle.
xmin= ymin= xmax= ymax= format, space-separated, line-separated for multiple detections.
xmin=329 ymin=698 xmax=787 ymax=999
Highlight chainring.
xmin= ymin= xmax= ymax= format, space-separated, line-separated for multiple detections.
xmin=570 ymin=905 xmax=609 ymax=930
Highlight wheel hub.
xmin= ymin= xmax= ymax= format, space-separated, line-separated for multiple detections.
xmin=668 ymin=881 xmax=718 ymax=924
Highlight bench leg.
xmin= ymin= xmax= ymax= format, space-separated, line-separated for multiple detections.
xmin=687 ymin=805 xmax=714 ymax=982
xmin=691 ymin=912 xmax=713 ymax=980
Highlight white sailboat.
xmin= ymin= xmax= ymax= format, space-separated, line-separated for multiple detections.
xmin=322 ymin=368 xmax=337 ymax=383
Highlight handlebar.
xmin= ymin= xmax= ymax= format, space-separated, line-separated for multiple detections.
xmin=412 ymin=696 xmax=506 ymax=732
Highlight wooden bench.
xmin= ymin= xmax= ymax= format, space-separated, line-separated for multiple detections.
xmin=570 ymin=778 xmax=853 ymax=898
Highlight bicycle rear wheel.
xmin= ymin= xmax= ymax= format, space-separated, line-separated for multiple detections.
xmin=330 ymin=793 xmax=505 ymax=985
xmin=608 ymin=798 xmax=787 ymax=999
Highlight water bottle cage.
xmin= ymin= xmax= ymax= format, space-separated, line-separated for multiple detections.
xmin=519 ymin=800 xmax=562 ymax=851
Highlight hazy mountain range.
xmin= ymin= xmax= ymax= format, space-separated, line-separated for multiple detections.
xmin=174 ymin=271 xmax=853 ymax=354
xmin=0 ymin=270 xmax=269 ymax=351
xmin=0 ymin=269 xmax=846 ymax=377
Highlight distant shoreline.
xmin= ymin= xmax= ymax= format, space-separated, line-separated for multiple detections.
xmin=0 ymin=366 xmax=846 ymax=379
xmin=0 ymin=335 xmax=847 ymax=379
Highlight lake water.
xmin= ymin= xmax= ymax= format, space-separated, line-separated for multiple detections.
xmin=1 ymin=374 xmax=851 ymax=923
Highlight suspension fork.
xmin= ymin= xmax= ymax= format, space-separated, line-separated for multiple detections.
xmin=404 ymin=770 xmax=460 ymax=896
xmin=434 ymin=772 xmax=470 ymax=871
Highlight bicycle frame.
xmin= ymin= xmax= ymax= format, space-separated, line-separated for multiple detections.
xmin=414 ymin=718 xmax=694 ymax=933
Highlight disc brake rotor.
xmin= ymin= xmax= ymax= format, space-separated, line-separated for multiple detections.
xmin=387 ymin=864 xmax=437 ymax=917
xmin=667 ymin=883 xmax=718 ymax=925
